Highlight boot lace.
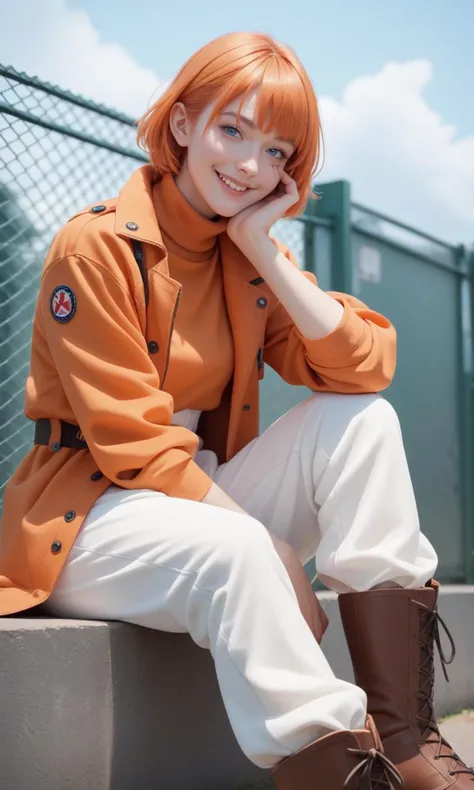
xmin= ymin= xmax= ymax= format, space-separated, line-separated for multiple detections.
xmin=344 ymin=747 xmax=403 ymax=789
xmin=417 ymin=601 xmax=474 ymax=779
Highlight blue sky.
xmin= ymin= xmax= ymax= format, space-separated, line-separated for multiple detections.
xmin=68 ymin=0 xmax=474 ymax=137
xmin=1 ymin=0 xmax=473 ymax=243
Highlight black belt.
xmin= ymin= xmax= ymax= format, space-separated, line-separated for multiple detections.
xmin=34 ymin=419 xmax=88 ymax=450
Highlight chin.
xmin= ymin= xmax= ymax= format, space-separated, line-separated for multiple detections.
xmin=215 ymin=206 xmax=242 ymax=218
xmin=210 ymin=194 xmax=262 ymax=219
xmin=204 ymin=198 xmax=243 ymax=219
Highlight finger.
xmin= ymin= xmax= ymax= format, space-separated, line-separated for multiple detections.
xmin=256 ymin=193 xmax=299 ymax=228
xmin=265 ymin=184 xmax=299 ymax=211
xmin=316 ymin=610 xmax=329 ymax=643
xmin=280 ymin=170 xmax=299 ymax=197
xmin=273 ymin=189 xmax=300 ymax=215
xmin=321 ymin=610 xmax=329 ymax=635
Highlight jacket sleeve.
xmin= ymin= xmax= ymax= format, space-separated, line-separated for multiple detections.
xmin=40 ymin=254 xmax=213 ymax=501
xmin=263 ymin=243 xmax=397 ymax=393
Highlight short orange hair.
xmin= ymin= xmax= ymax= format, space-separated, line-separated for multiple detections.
xmin=136 ymin=32 xmax=322 ymax=216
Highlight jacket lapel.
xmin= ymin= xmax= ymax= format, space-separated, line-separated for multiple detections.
xmin=220 ymin=235 xmax=274 ymax=457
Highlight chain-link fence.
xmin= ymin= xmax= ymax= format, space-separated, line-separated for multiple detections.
xmin=0 ymin=66 xmax=307 ymax=511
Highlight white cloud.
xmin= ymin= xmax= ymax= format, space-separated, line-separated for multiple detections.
xmin=0 ymin=0 xmax=163 ymax=117
xmin=319 ymin=60 xmax=474 ymax=245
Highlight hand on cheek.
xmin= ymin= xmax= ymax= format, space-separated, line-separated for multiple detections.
xmin=227 ymin=169 xmax=299 ymax=253
xmin=270 ymin=164 xmax=286 ymax=195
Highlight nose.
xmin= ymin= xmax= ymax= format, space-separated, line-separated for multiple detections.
xmin=237 ymin=148 xmax=259 ymax=177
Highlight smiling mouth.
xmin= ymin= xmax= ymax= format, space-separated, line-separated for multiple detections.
xmin=215 ymin=171 xmax=250 ymax=193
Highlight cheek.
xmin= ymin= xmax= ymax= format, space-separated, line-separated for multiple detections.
xmin=271 ymin=162 xmax=285 ymax=179
xmin=199 ymin=130 xmax=226 ymax=161
xmin=260 ymin=162 xmax=284 ymax=194
xmin=187 ymin=132 xmax=218 ymax=171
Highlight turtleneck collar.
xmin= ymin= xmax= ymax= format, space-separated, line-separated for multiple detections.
xmin=153 ymin=172 xmax=228 ymax=259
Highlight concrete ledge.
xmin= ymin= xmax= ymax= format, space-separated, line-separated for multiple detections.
xmin=1 ymin=586 xmax=473 ymax=790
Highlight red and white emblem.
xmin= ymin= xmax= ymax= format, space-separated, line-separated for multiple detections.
xmin=50 ymin=285 xmax=76 ymax=323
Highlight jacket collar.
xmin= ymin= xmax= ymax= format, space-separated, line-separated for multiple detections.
xmin=115 ymin=164 xmax=271 ymax=290
xmin=115 ymin=164 xmax=166 ymax=254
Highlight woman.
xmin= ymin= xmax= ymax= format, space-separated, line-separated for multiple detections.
xmin=0 ymin=31 xmax=471 ymax=789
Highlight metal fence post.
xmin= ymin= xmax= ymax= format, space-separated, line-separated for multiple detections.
xmin=455 ymin=244 xmax=474 ymax=582
xmin=465 ymin=247 xmax=474 ymax=582
xmin=313 ymin=180 xmax=352 ymax=292
xmin=301 ymin=210 xmax=316 ymax=278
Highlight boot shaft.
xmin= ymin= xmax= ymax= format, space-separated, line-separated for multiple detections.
xmin=339 ymin=584 xmax=474 ymax=787
xmin=339 ymin=585 xmax=439 ymax=739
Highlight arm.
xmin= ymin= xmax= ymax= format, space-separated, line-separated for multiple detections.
xmin=41 ymin=254 xmax=213 ymax=501
xmin=234 ymin=233 xmax=344 ymax=340
xmin=202 ymin=482 xmax=248 ymax=512
xmin=228 ymin=173 xmax=396 ymax=392
xmin=263 ymin=243 xmax=396 ymax=392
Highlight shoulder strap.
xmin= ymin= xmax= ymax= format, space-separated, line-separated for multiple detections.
xmin=130 ymin=239 xmax=149 ymax=307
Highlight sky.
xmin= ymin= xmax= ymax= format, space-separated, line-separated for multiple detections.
xmin=1 ymin=0 xmax=473 ymax=244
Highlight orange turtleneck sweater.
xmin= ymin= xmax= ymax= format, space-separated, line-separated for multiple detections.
xmin=153 ymin=174 xmax=234 ymax=419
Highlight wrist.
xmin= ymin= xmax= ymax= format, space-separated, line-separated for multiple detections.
xmin=237 ymin=232 xmax=276 ymax=267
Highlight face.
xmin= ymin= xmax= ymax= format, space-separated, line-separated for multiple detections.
xmin=170 ymin=90 xmax=295 ymax=218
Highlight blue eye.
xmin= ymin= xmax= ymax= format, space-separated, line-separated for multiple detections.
xmin=267 ymin=148 xmax=286 ymax=159
xmin=222 ymin=125 xmax=241 ymax=138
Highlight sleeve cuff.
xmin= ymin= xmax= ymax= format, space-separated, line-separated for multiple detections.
xmin=298 ymin=300 xmax=368 ymax=367
xmin=161 ymin=457 xmax=215 ymax=502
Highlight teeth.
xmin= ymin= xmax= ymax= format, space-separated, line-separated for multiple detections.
xmin=218 ymin=173 xmax=247 ymax=192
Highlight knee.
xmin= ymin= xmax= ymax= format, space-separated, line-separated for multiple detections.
xmin=368 ymin=395 xmax=401 ymax=432
xmin=210 ymin=512 xmax=275 ymax=572
xmin=308 ymin=392 xmax=402 ymax=445
xmin=354 ymin=396 xmax=402 ymax=446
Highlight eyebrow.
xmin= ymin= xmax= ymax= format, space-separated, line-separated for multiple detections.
xmin=220 ymin=111 xmax=294 ymax=147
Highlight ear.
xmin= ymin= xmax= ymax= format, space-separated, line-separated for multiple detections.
xmin=169 ymin=102 xmax=192 ymax=148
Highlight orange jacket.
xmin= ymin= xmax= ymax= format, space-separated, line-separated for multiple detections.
xmin=0 ymin=165 xmax=396 ymax=615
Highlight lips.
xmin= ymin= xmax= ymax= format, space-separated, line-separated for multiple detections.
xmin=215 ymin=170 xmax=250 ymax=193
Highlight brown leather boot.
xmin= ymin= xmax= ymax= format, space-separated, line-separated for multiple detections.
xmin=271 ymin=715 xmax=402 ymax=789
xmin=339 ymin=581 xmax=474 ymax=788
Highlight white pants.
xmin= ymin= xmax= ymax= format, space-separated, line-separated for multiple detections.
xmin=46 ymin=394 xmax=438 ymax=768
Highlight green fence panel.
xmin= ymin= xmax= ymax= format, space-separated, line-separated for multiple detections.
xmin=352 ymin=233 xmax=465 ymax=581
xmin=465 ymin=248 xmax=474 ymax=581
xmin=316 ymin=181 xmax=473 ymax=583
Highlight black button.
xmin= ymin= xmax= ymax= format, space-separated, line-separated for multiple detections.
xmin=51 ymin=541 xmax=62 ymax=554
xmin=242 ymin=404 xmax=251 ymax=411
xmin=90 ymin=471 xmax=103 ymax=481
xmin=90 ymin=204 xmax=106 ymax=213
xmin=126 ymin=222 xmax=139 ymax=231
xmin=256 ymin=297 xmax=267 ymax=308
xmin=147 ymin=340 xmax=159 ymax=354
xmin=51 ymin=442 xmax=61 ymax=452
xmin=64 ymin=510 xmax=76 ymax=523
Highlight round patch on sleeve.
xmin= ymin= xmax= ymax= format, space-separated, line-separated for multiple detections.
xmin=50 ymin=285 xmax=76 ymax=323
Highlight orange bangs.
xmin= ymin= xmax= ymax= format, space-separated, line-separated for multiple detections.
xmin=136 ymin=32 xmax=323 ymax=216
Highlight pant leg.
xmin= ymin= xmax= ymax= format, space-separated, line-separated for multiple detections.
xmin=214 ymin=393 xmax=438 ymax=592
xmin=46 ymin=485 xmax=367 ymax=768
